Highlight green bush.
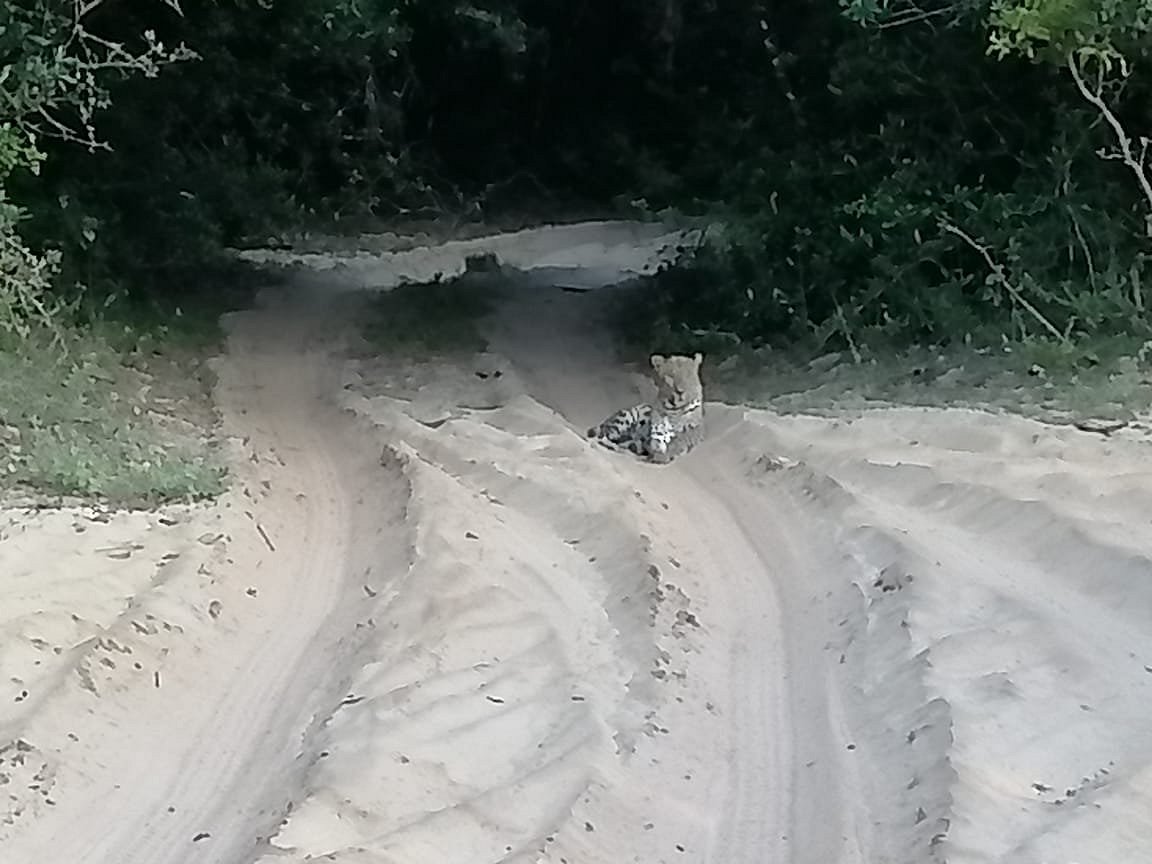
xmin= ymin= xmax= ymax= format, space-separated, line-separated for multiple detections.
xmin=621 ymin=2 xmax=1152 ymax=360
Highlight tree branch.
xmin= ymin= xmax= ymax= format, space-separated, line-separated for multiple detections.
xmin=939 ymin=219 xmax=1069 ymax=343
xmin=1067 ymin=51 xmax=1152 ymax=236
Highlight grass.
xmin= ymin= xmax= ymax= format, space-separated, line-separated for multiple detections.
xmin=695 ymin=336 xmax=1152 ymax=425
xmin=0 ymin=331 xmax=225 ymax=505
xmin=81 ymin=259 xmax=267 ymax=353
xmin=362 ymin=271 xmax=499 ymax=356
xmin=0 ymin=262 xmax=270 ymax=506
xmin=607 ymin=280 xmax=1152 ymax=424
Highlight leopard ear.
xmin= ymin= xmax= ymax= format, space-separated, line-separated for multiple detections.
xmin=650 ymin=354 xmax=666 ymax=369
xmin=693 ymin=352 xmax=703 ymax=367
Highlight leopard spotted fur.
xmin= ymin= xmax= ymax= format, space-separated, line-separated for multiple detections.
xmin=587 ymin=353 xmax=704 ymax=464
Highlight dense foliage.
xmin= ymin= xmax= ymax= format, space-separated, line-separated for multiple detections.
xmin=4 ymin=0 xmax=1152 ymax=355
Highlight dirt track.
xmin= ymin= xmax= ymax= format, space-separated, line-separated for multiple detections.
xmin=3 ymin=223 xmax=1152 ymax=864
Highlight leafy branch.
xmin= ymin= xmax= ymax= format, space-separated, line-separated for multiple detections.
xmin=939 ymin=219 xmax=1070 ymax=343
xmin=1065 ymin=51 xmax=1152 ymax=237
xmin=1 ymin=0 xmax=196 ymax=150
xmin=0 ymin=0 xmax=195 ymax=339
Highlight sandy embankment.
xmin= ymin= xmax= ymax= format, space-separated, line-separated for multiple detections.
xmin=2 ymin=221 xmax=1152 ymax=864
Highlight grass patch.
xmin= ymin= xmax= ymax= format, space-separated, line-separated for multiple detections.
xmin=0 ymin=329 xmax=225 ymax=506
xmin=363 ymin=271 xmax=499 ymax=356
xmin=0 ymin=264 xmax=274 ymax=506
xmin=81 ymin=259 xmax=272 ymax=354
xmin=702 ymin=340 xmax=1152 ymax=424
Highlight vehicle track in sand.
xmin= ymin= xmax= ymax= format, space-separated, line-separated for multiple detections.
xmin=479 ymin=275 xmax=871 ymax=864
xmin=9 ymin=223 xmax=1152 ymax=864
xmin=1 ymin=232 xmax=885 ymax=864
xmin=1 ymin=281 xmax=412 ymax=864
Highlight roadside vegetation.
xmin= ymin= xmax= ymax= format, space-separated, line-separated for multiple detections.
xmin=0 ymin=331 xmax=224 ymax=504
xmin=3 ymin=0 xmax=1152 ymax=503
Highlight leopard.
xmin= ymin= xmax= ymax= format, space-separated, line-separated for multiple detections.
xmin=587 ymin=352 xmax=705 ymax=464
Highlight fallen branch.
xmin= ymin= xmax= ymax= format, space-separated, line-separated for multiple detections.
xmin=256 ymin=522 xmax=276 ymax=552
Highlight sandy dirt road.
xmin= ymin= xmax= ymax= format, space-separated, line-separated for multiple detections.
xmin=0 ymin=283 xmax=412 ymax=863
xmin=3 ymin=222 xmax=1152 ymax=864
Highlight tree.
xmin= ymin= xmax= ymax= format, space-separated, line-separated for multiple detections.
xmin=992 ymin=0 xmax=1152 ymax=233
xmin=0 ymin=0 xmax=191 ymax=340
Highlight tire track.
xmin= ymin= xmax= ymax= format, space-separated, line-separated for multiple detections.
xmin=2 ymin=283 xmax=411 ymax=864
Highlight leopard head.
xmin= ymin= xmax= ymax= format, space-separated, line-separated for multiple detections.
xmin=649 ymin=352 xmax=703 ymax=412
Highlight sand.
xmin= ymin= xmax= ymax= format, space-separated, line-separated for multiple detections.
xmin=2 ymin=221 xmax=1152 ymax=864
